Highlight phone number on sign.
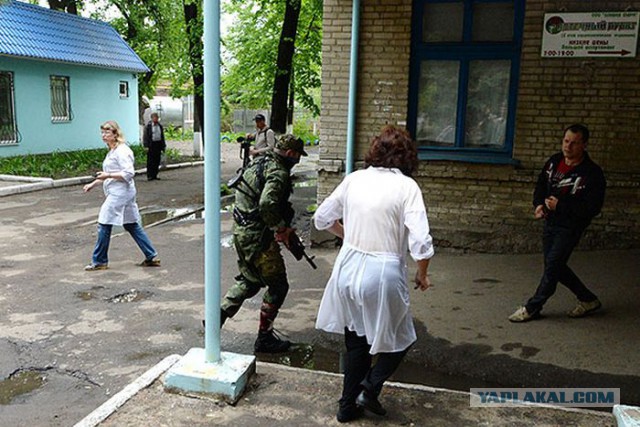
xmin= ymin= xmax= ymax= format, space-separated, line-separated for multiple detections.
xmin=543 ymin=50 xmax=576 ymax=57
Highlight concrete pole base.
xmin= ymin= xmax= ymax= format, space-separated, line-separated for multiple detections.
xmin=614 ymin=404 xmax=640 ymax=426
xmin=163 ymin=348 xmax=256 ymax=404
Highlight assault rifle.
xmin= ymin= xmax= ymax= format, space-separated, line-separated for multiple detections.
xmin=227 ymin=136 xmax=252 ymax=189
xmin=286 ymin=232 xmax=317 ymax=269
xmin=237 ymin=136 xmax=252 ymax=169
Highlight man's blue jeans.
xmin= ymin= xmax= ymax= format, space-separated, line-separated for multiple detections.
xmin=92 ymin=222 xmax=157 ymax=266
xmin=525 ymin=223 xmax=598 ymax=314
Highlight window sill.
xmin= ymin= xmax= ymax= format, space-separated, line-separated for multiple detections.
xmin=419 ymin=150 xmax=521 ymax=166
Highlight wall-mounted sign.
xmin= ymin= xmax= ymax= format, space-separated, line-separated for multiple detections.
xmin=541 ymin=11 xmax=639 ymax=58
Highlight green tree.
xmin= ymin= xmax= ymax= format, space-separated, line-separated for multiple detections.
xmin=223 ymin=0 xmax=322 ymax=131
xmin=82 ymin=0 xmax=191 ymax=125
xmin=182 ymin=0 xmax=204 ymax=133
xmin=48 ymin=0 xmax=81 ymax=14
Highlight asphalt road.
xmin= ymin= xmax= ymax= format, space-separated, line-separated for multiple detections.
xmin=0 ymin=143 xmax=325 ymax=426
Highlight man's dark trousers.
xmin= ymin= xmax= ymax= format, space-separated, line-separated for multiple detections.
xmin=525 ymin=223 xmax=598 ymax=314
xmin=147 ymin=144 xmax=162 ymax=180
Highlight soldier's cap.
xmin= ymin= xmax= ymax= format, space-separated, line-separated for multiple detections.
xmin=276 ymin=134 xmax=308 ymax=156
xmin=253 ymin=113 xmax=266 ymax=121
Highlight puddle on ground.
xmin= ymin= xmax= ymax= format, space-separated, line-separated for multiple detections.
xmin=257 ymin=344 xmax=339 ymax=373
xmin=136 ymin=205 xmax=234 ymax=228
xmin=256 ymin=343 xmax=502 ymax=391
xmin=0 ymin=370 xmax=47 ymax=405
xmin=107 ymin=289 xmax=153 ymax=303
xmin=140 ymin=207 xmax=204 ymax=226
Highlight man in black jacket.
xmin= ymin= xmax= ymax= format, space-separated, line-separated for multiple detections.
xmin=143 ymin=112 xmax=166 ymax=181
xmin=509 ymin=124 xmax=606 ymax=322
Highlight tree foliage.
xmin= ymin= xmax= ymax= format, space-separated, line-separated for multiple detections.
xmin=91 ymin=0 xmax=190 ymax=99
xmin=222 ymin=0 xmax=322 ymax=118
xmin=44 ymin=0 xmax=322 ymax=133
xmin=182 ymin=0 xmax=204 ymax=132
xmin=48 ymin=0 xmax=81 ymax=14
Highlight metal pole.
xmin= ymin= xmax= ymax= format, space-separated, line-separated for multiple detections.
xmin=203 ymin=0 xmax=221 ymax=363
xmin=346 ymin=0 xmax=360 ymax=174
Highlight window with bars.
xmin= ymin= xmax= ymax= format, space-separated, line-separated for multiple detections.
xmin=119 ymin=81 xmax=129 ymax=98
xmin=408 ymin=0 xmax=524 ymax=163
xmin=0 ymin=71 xmax=17 ymax=145
xmin=50 ymin=75 xmax=71 ymax=122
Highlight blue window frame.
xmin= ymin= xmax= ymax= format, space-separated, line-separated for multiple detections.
xmin=408 ymin=0 xmax=525 ymax=164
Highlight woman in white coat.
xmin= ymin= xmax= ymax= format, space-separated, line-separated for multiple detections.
xmin=314 ymin=126 xmax=434 ymax=423
xmin=83 ymin=121 xmax=160 ymax=271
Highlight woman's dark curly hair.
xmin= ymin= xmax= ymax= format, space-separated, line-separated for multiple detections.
xmin=364 ymin=125 xmax=418 ymax=176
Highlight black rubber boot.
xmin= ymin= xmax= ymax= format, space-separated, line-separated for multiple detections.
xmin=254 ymin=330 xmax=291 ymax=353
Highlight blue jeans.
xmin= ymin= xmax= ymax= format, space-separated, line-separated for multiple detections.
xmin=91 ymin=222 xmax=157 ymax=266
xmin=525 ymin=223 xmax=598 ymax=314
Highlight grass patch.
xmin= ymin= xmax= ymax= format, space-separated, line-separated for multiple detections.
xmin=0 ymin=145 xmax=189 ymax=179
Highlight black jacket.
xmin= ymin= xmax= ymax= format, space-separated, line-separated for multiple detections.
xmin=143 ymin=121 xmax=166 ymax=151
xmin=533 ymin=151 xmax=606 ymax=231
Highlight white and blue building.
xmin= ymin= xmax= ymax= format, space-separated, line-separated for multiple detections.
xmin=0 ymin=0 xmax=149 ymax=156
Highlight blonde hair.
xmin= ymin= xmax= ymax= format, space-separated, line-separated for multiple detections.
xmin=100 ymin=120 xmax=126 ymax=145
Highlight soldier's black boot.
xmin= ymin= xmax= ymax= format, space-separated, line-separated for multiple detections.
xmin=254 ymin=330 xmax=291 ymax=353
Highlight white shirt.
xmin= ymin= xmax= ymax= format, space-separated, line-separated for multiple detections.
xmin=314 ymin=167 xmax=434 ymax=353
xmin=151 ymin=123 xmax=162 ymax=142
xmin=98 ymin=144 xmax=140 ymax=225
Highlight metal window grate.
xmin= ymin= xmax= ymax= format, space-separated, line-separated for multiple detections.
xmin=0 ymin=71 xmax=18 ymax=145
xmin=119 ymin=81 xmax=129 ymax=98
xmin=50 ymin=76 xmax=71 ymax=122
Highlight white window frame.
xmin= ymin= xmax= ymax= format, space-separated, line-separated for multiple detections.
xmin=119 ymin=81 xmax=129 ymax=98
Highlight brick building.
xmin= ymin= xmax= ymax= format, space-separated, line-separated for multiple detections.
xmin=318 ymin=0 xmax=640 ymax=252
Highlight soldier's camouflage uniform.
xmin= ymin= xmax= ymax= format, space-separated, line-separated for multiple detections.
xmin=221 ymin=149 xmax=295 ymax=332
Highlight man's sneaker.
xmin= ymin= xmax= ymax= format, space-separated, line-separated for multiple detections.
xmin=254 ymin=330 xmax=291 ymax=353
xmin=508 ymin=306 xmax=539 ymax=323
xmin=568 ymin=299 xmax=602 ymax=318
xmin=139 ymin=258 xmax=161 ymax=267
xmin=84 ymin=263 xmax=108 ymax=271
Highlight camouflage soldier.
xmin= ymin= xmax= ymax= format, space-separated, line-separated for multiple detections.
xmin=221 ymin=134 xmax=308 ymax=353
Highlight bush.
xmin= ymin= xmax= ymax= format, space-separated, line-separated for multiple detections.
xmin=164 ymin=126 xmax=194 ymax=142
xmin=0 ymin=144 xmax=184 ymax=179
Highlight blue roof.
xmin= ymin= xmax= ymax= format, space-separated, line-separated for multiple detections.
xmin=0 ymin=0 xmax=149 ymax=73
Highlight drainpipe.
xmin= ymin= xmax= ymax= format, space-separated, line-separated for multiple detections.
xmin=203 ymin=0 xmax=222 ymax=363
xmin=345 ymin=0 xmax=360 ymax=174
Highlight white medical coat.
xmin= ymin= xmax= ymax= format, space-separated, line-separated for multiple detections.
xmin=314 ymin=167 xmax=434 ymax=354
xmin=98 ymin=144 xmax=140 ymax=226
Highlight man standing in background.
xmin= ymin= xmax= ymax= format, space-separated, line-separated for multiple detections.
xmin=143 ymin=112 xmax=166 ymax=181
xmin=247 ymin=113 xmax=276 ymax=158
